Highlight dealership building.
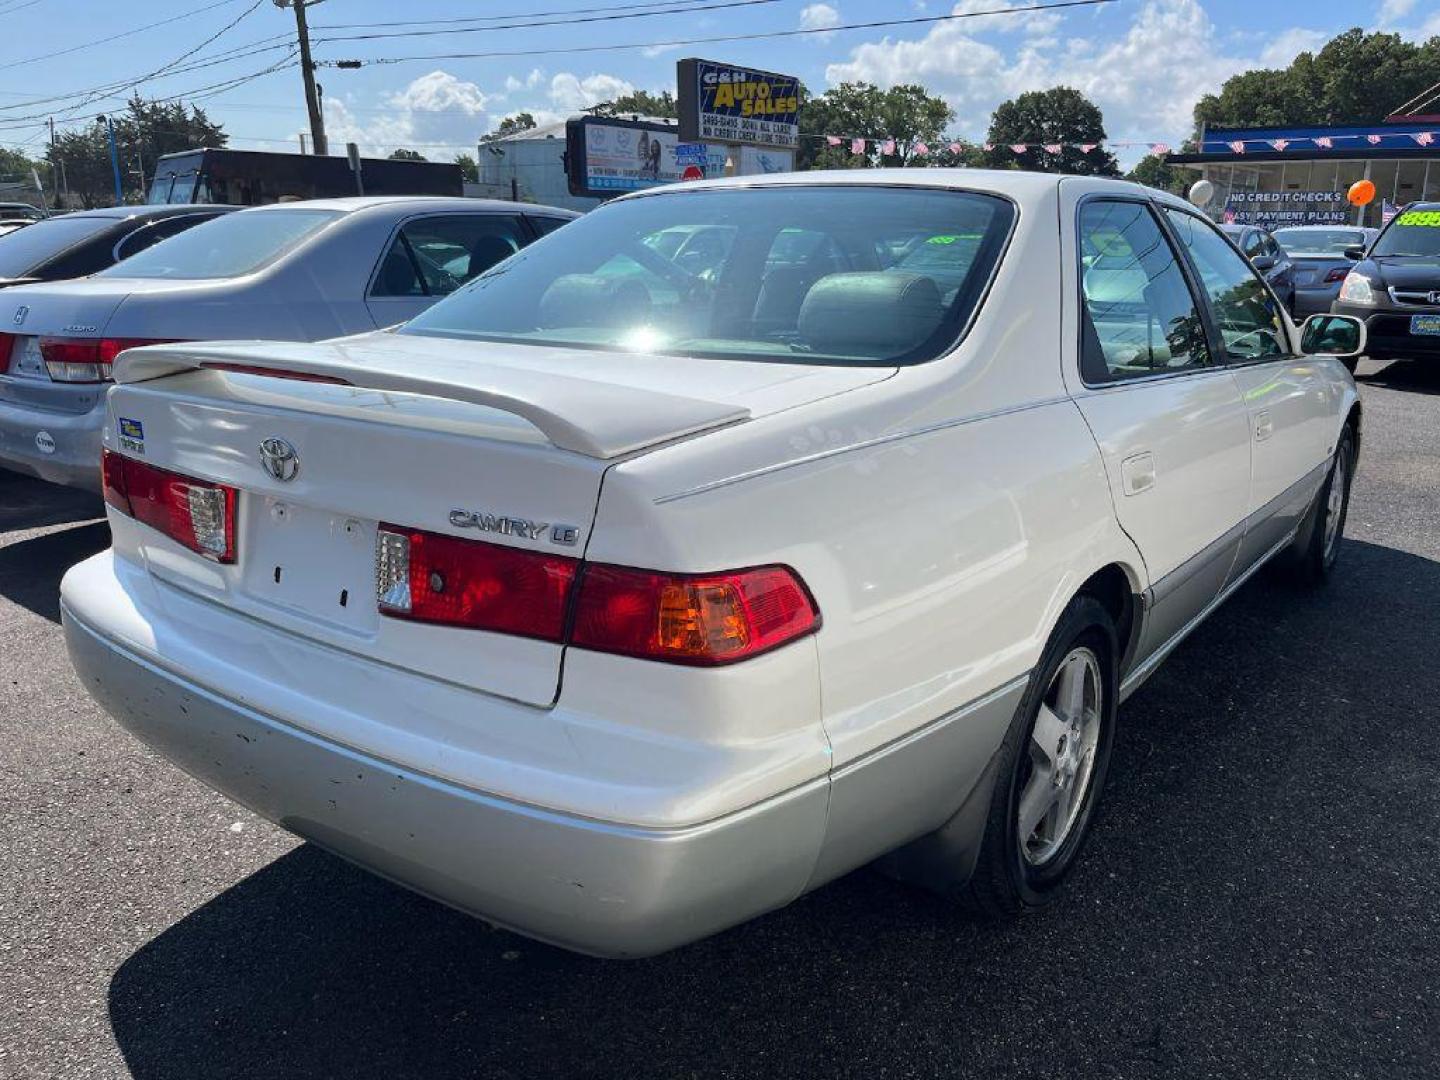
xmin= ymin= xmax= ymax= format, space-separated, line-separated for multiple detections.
xmin=1167 ymin=116 xmax=1440 ymax=228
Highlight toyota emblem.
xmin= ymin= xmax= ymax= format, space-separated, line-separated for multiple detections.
xmin=258 ymin=437 xmax=300 ymax=482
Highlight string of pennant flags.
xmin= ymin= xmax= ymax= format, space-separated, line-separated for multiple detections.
xmin=813 ymin=128 xmax=1440 ymax=157
xmin=817 ymin=133 xmax=1172 ymax=157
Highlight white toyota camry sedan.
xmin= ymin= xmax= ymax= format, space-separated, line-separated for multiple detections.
xmin=61 ymin=170 xmax=1365 ymax=957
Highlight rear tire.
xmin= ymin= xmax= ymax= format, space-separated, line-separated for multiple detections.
xmin=1291 ymin=425 xmax=1355 ymax=585
xmin=959 ymin=595 xmax=1118 ymax=918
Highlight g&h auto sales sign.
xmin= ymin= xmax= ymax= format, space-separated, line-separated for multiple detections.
xmin=677 ymin=58 xmax=800 ymax=150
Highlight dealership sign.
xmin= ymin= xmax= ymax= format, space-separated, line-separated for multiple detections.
xmin=565 ymin=115 xmax=793 ymax=198
xmin=677 ymin=58 xmax=800 ymax=149
xmin=1223 ymin=190 xmax=1353 ymax=226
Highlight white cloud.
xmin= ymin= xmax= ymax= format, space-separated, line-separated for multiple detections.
xmin=1378 ymin=0 xmax=1417 ymax=24
xmin=547 ymin=72 xmax=635 ymax=112
xmin=388 ymin=70 xmax=488 ymax=117
xmin=800 ymin=4 xmax=841 ymax=33
xmin=1259 ymin=27 xmax=1327 ymax=68
xmin=824 ymin=0 xmax=1330 ymax=166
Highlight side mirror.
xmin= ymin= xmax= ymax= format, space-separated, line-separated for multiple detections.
xmin=1251 ymin=254 xmax=1276 ymax=272
xmin=1300 ymin=313 xmax=1366 ymax=358
xmin=1343 ymin=245 xmax=1367 ymax=262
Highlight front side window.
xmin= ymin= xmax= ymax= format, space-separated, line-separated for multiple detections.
xmin=97 ymin=208 xmax=338 ymax=280
xmin=371 ymin=215 xmax=528 ymax=299
xmin=1077 ymin=200 xmax=1209 ymax=383
xmin=1164 ymin=208 xmax=1288 ymax=362
xmin=1370 ymin=207 xmax=1440 ymax=257
xmin=402 ymin=186 xmax=1015 ymax=367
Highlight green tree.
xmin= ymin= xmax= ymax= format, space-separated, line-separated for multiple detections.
xmin=481 ymin=111 xmax=538 ymax=142
xmin=593 ymin=90 xmax=677 ymax=119
xmin=452 ymin=152 xmax=479 ymax=182
xmin=798 ymin=82 xmax=954 ymax=169
xmin=1193 ymin=29 xmax=1440 ymax=134
xmin=981 ymin=87 xmax=1120 ymax=176
xmin=388 ymin=148 xmax=427 ymax=161
xmin=47 ymin=94 xmax=226 ymax=207
xmin=1127 ymin=153 xmax=1188 ymax=194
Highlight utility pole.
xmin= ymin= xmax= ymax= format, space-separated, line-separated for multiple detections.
xmin=279 ymin=0 xmax=327 ymax=156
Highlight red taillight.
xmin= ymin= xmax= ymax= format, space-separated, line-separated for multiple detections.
xmin=40 ymin=337 xmax=178 ymax=383
xmin=571 ymin=563 xmax=819 ymax=665
xmin=101 ymin=448 xmax=237 ymax=563
xmin=376 ymin=525 xmax=578 ymax=642
xmin=373 ymin=525 xmax=820 ymax=664
xmin=1324 ymin=266 xmax=1349 ymax=284
xmin=0 ymin=332 xmax=15 ymax=375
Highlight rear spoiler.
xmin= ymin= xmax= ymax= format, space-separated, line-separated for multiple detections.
xmin=114 ymin=343 xmax=749 ymax=460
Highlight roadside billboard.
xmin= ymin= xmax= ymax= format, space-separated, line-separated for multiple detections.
xmin=564 ymin=115 xmax=792 ymax=198
xmin=677 ymin=58 xmax=800 ymax=150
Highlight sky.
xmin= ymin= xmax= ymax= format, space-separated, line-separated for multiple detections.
xmin=1 ymin=0 xmax=1439 ymax=172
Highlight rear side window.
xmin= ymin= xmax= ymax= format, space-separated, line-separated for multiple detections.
xmin=1077 ymin=200 xmax=1210 ymax=383
xmin=402 ymin=186 xmax=1016 ymax=367
xmin=113 ymin=214 xmax=223 ymax=263
xmin=527 ymin=215 xmax=571 ymax=238
xmin=98 ymin=208 xmax=340 ymax=280
xmin=1163 ymin=208 xmax=1288 ymax=362
xmin=372 ymin=215 xmax=528 ymax=298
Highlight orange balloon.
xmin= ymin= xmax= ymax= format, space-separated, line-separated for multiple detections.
xmin=1348 ymin=179 xmax=1376 ymax=206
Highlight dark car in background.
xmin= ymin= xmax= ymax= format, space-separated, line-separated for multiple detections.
xmin=1330 ymin=202 xmax=1440 ymax=370
xmin=0 ymin=204 xmax=236 ymax=289
xmin=1221 ymin=223 xmax=1296 ymax=313
xmin=1273 ymin=225 xmax=1378 ymax=317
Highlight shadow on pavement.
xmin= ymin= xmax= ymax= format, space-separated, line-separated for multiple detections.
xmin=107 ymin=538 xmax=1440 ymax=1080
xmin=0 ymin=521 xmax=110 ymax=622
xmin=1357 ymin=358 xmax=1440 ymax=395
xmin=0 ymin=469 xmax=104 ymax=532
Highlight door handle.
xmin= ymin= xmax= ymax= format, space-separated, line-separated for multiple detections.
xmin=1255 ymin=412 xmax=1273 ymax=442
xmin=1120 ymin=452 xmax=1155 ymax=496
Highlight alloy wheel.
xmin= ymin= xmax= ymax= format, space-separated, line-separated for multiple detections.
xmin=1017 ymin=647 xmax=1103 ymax=867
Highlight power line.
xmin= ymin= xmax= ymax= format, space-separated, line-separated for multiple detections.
xmin=322 ymin=0 xmax=1119 ymax=66
xmin=313 ymin=0 xmax=733 ymax=32
xmin=2 ymin=0 xmax=247 ymax=72
xmin=313 ymin=0 xmax=785 ymax=44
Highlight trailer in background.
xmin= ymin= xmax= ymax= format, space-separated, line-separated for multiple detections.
xmin=147 ymin=148 xmax=463 ymax=206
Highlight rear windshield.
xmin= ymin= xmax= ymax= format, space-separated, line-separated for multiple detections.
xmin=98 ymin=207 xmax=340 ymax=280
xmin=402 ymin=186 xmax=1015 ymax=366
xmin=0 ymin=215 xmax=115 ymax=277
xmin=1370 ymin=208 xmax=1440 ymax=258
xmin=1273 ymin=228 xmax=1367 ymax=255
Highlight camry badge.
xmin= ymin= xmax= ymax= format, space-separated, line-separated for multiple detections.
xmin=12 ymin=305 xmax=26 ymax=327
xmin=258 ymin=437 xmax=300 ymax=482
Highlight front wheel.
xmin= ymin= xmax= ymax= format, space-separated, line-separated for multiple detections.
xmin=1291 ymin=425 xmax=1355 ymax=584
xmin=960 ymin=595 xmax=1118 ymax=917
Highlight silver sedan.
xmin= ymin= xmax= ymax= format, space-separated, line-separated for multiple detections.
xmin=0 ymin=196 xmax=577 ymax=491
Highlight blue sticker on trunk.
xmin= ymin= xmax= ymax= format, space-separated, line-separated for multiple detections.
xmin=118 ymin=417 xmax=144 ymax=440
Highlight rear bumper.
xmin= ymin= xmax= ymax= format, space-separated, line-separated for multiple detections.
xmin=61 ymin=578 xmax=831 ymax=959
xmin=1293 ymin=284 xmax=1341 ymax=316
xmin=0 ymin=384 xmax=104 ymax=491
xmin=1331 ymin=303 xmax=1440 ymax=361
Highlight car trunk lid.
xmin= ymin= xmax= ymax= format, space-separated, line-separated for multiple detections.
xmin=105 ymin=333 xmax=889 ymax=705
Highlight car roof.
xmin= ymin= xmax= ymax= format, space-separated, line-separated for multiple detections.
xmin=232 ymin=195 xmax=578 ymax=217
xmin=32 ymin=204 xmax=238 ymax=223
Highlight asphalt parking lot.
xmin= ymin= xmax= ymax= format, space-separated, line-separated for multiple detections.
xmin=2 ymin=359 xmax=1438 ymax=1080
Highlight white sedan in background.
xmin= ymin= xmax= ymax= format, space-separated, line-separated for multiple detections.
xmin=0 ymin=196 xmax=576 ymax=491
xmin=63 ymin=170 xmax=1362 ymax=957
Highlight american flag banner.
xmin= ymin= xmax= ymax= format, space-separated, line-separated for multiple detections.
xmin=983 ymin=143 xmax=994 ymax=152
xmin=1149 ymin=143 xmax=1170 ymax=156
xmin=1269 ymin=139 xmax=1289 ymax=151
xmin=851 ymin=137 xmax=866 ymax=155
xmin=1223 ymin=207 xmax=1237 ymax=224
xmin=826 ymin=136 xmax=842 ymax=147
xmin=1042 ymin=144 xmax=1062 ymax=155
xmin=1367 ymin=134 xmax=1383 ymax=145
xmin=1413 ymin=132 xmax=1435 ymax=147
xmin=1010 ymin=144 xmax=1028 ymax=154
xmin=881 ymin=139 xmax=896 ymax=155
xmin=1315 ymin=136 xmax=1334 ymax=149
xmin=1382 ymin=200 xmax=1399 ymax=224
xmin=949 ymin=142 xmax=964 ymax=153
xmin=913 ymin=142 xmax=929 ymax=157
xmin=1080 ymin=143 xmax=1097 ymax=154
xmin=1228 ymin=140 xmax=1246 ymax=154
